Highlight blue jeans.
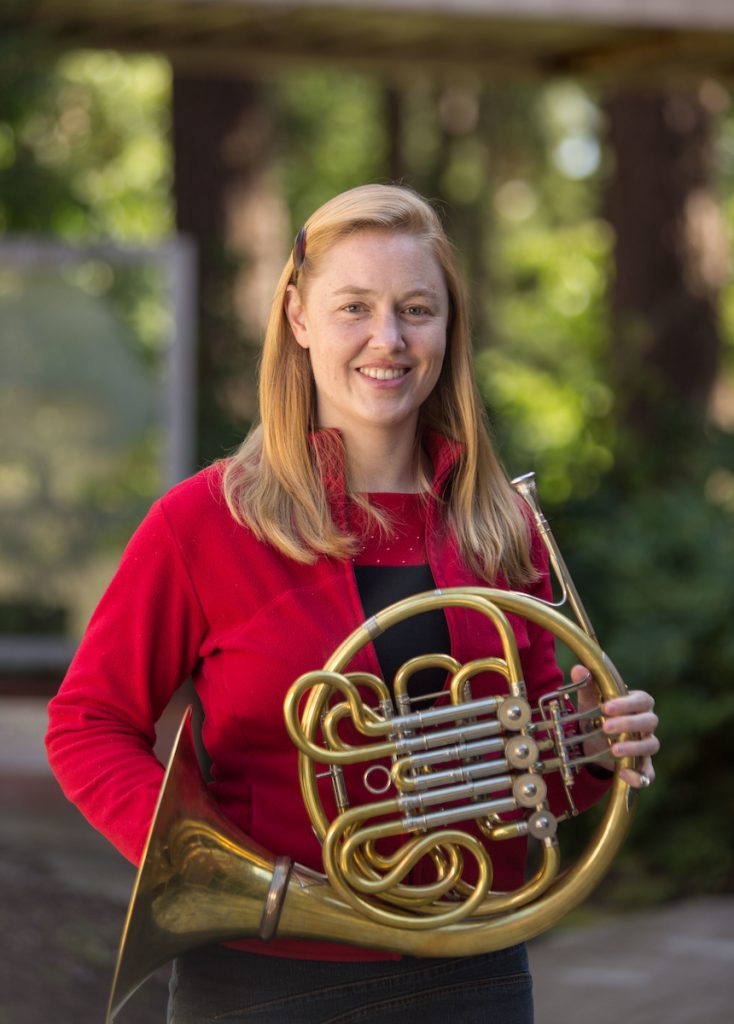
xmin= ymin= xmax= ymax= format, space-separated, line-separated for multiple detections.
xmin=167 ymin=944 xmax=533 ymax=1023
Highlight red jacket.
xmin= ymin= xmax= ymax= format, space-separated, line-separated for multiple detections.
xmin=46 ymin=430 xmax=609 ymax=960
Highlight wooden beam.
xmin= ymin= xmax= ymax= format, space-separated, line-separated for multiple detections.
xmin=4 ymin=0 xmax=734 ymax=81
xmin=31 ymin=0 xmax=734 ymax=33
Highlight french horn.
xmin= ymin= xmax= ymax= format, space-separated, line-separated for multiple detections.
xmin=106 ymin=473 xmax=638 ymax=1022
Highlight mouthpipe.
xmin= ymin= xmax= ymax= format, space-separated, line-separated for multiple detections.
xmin=511 ymin=472 xmax=598 ymax=643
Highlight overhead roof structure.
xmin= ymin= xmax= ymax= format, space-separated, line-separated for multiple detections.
xmin=4 ymin=0 xmax=734 ymax=81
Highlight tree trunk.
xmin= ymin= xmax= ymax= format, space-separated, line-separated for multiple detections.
xmin=408 ymin=82 xmax=493 ymax=348
xmin=384 ymin=85 xmax=405 ymax=184
xmin=171 ymin=72 xmax=288 ymax=462
xmin=604 ymin=88 xmax=727 ymax=470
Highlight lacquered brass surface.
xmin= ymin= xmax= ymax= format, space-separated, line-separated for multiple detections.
xmin=106 ymin=473 xmax=637 ymax=1020
xmin=285 ymin=585 xmax=633 ymax=936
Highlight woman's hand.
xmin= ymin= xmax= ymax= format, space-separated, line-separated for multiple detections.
xmin=570 ymin=664 xmax=660 ymax=789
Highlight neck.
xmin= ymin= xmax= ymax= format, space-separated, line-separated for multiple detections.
xmin=341 ymin=424 xmax=424 ymax=493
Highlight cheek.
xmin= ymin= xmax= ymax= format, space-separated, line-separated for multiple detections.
xmin=423 ymin=339 xmax=447 ymax=393
xmin=308 ymin=343 xmax=343 ymax=385
xmin=428 ymin=335 xmax=448 ymax=372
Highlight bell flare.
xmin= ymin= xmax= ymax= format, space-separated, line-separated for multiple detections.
xmin=106 ymin=710 xmax=280 ymax=1022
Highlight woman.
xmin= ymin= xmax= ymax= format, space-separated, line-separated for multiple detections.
xmin=46 ymin=184 xmax=659 ymax=1023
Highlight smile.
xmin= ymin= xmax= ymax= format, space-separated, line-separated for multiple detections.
xmin=358 ymin=367 xmax=409 ymax=380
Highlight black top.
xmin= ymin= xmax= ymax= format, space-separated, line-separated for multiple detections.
xmin=353 ymin=563 xmax=451 ymax=705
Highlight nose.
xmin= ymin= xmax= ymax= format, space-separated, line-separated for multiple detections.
xmin=369 ymin=309 xmax=406 ymax=350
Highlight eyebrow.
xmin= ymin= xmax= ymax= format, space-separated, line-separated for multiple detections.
xmin=331 ymin=286 xmax=442 ymax=299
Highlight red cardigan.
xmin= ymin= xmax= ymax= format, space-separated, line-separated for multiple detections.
xmin=46 ymin=430 xmax=609 ymax=960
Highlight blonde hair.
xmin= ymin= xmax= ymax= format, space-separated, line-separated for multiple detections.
xmin=222 ymin=183 xmax=535 ymax=586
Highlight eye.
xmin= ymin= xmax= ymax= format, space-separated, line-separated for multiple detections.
xmin=404 ymin=304 xmax=430 ymax=317
xmin=343 ymin=303 xmax=365 ymax=313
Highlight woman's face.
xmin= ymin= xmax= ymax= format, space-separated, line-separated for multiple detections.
xmin=285 ymin=230 xmax=449 ymax=444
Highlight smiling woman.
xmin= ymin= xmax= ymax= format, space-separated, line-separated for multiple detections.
xmin=223 ymin=185 xmax=537 ymax=583
xmin=46 ymin=184 xmax=659 ymax=1024
xmin=283 ymin=230 xmax=449 ymax=491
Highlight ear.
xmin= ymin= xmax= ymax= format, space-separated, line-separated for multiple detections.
xmin=284 ymin=284 xmax=310 ymax=350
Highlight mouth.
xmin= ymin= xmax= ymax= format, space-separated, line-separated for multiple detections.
xmin=357 ymin=367 xmax=410 ymax=381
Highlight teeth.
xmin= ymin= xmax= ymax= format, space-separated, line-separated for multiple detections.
xmin=359 ymin=367 xmax=408 ymax=380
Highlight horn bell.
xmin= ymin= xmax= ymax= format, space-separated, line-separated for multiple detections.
xmin=106 ymin=708 xmax=289 ymax=1022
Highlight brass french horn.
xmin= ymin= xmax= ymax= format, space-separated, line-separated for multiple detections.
xmin=106 ymin=473 xmax=638 ymax=1022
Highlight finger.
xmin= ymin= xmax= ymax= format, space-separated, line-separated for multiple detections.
xmin=603 ymin=711 xmax=659 ymax=737
xmin=610 ymin=734 xmax=660 ymax=759
xmin=571 ymin=667 xmax=601 ymax=713
xmin=619 ymin=757 xmax=655 ymax=789
xmin=604 ymin=690 xmax=655 ymax=714
xmin=570 ymin=664 xmax=593 ymax=685
xmin=619 ymin=768 xmax=654 ymax=788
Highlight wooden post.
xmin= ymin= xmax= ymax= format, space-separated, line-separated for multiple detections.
xmin=171 ymin=72 xmax=288 ymax=462
xmin=604 ymin=86 xmax=728 ymax=469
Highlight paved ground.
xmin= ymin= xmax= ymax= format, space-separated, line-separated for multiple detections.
xmin=528 ymin=898 xmax=734 ymax=1023
xmin=1 ymin=697 xmax=732 ymax=1023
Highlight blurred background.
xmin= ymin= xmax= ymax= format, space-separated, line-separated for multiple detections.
xmin=0 ymin=1 xmax=733 ymax=1021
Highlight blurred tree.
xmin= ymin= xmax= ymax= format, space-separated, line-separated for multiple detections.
xmin=604 ymin=87 xmax=729 ymax=480
xmin=398 ymin=79 xmax=495 ymax=344
xmin=275 ymin=68 xmax=388 ymax=232
xmin=172 ymin=72 xmax=290 ymax=464
xmin=471 ymin=81 xmax=616 ymax=502
xmin=0 ymin=38 xmax=175 ymax=643
xmin=0 ymin=38 xmax=171 ymax=239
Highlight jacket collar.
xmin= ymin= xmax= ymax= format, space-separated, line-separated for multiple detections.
xmin=423 ymin=428 xmax=464 ymax=496
xmin=309 ymin=427 xmax=464 ymax=512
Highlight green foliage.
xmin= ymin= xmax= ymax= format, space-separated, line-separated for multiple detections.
xmin=551 ymin=441 xmax=734 ymax=898
xmin=276 ymin=69 xmax=388 ymax=233
xmin=463 ymin=82 xmax=619 ymax=502
xmin=0 ymin=42 xmax=175 ymax=637
xmin=466 ymin=79 xmax=734 ymax=900
xmin=0 ymin=41 xmax=171 ymax=239
xmin=478 ymin=216 xmax=615 ymax=500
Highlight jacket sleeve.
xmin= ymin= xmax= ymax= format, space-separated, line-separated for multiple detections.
xmin=45 ymin=499 xmax=208 ymax=865
xmin=519 ymin=524 xmax=613 ymax=816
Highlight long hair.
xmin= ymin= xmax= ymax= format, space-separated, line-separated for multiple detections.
xmin=222 ymin=183 xmax=535 ymax=585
